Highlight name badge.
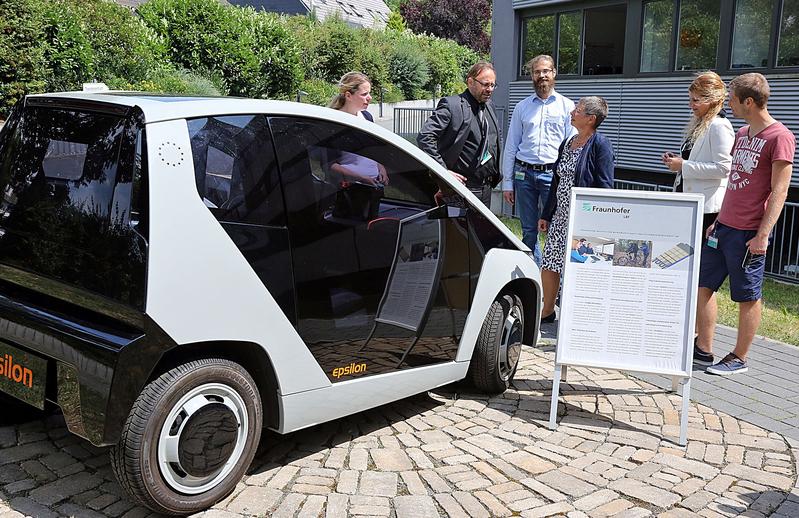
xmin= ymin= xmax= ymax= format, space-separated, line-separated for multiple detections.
xmin=707 ymin=235 xmax=718 ymax=249
xmin=514 ymin=170 xmax=525 ymax=181
xmin=480 ymin=150 xmax=492 ymax=166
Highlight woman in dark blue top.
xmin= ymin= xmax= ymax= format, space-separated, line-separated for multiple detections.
xmin=537 ymin=96 xmax=615 ymax=322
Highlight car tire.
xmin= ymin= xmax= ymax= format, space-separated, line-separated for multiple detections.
xmin=110 ymin=358 xmax=262 ymax=516
xmin=468 ymin=293 xmax=524 ymax=393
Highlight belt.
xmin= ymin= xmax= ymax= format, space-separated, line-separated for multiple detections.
xmin=516 ymin=159 xmax=554 ymax=171
xmin=465 ymin=177 xmax=492 ymax=188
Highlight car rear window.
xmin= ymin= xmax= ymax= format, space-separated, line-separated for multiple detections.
xmin=0 ymin=104 xmax=146 ymax=309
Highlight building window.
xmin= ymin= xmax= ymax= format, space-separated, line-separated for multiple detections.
xmin=521 ymin=15 xmax=555 ymax=75
xmin=675 ymin=0 xmax=721 ymax=70
xmin=558 ymin=11 xmax=582 ymax=75
xmin=641 ymin=0 xmax=674 ymax=72
xmin=778 ymin=0 xmax=799 ymax=65
xmin=732 ymin=0 xmax=774 ymax=68
xmin=521 ymin=6 xmax=624 ymax=76
xmin=583 ymin=4 xmax=626 ymax=75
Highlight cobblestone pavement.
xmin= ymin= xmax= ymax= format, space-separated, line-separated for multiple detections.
xmin=1 ymin=346 xmax=798 ymax=518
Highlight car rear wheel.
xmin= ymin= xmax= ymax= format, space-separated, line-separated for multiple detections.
xmin=111 ymin=358 xmax=262 ymax=516
xmin=468 ymin=293 xmax=524 ymax=393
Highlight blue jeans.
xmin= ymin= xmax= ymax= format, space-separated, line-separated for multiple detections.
xmin=513 ymin=162 xmax=552 ymax=265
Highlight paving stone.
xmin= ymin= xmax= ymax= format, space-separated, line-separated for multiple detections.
xmin=226 ymin=486 xmax=283 ymax=515
xmin=434 ymin=493 xmax=468 ymax=518
xmin=536 ymin=470 xmax=597 ymax=498
xmin=608 ymin=478 xmax=680 ymax=509
xmin=650 ymin=453 xmax=720 ymax=480
xmin=27 ymin=472 xmax=103 ymax=505
xmin=473 ymin=490 xmax=513 ymax=517
xmin=359 ymin=471 xmax=397 ymax=497
xmin=573 ymin=489 xmax=620 ymax=511
xmin=722 ymin=463 xmax=793 ymax=491
xmin=393 ymin=495 xmax=438 ymax=518
xmin=370 ymin=449 xmax=412 ymax=471
xmin=297 ymin=494 xmax=325 ymax=518
xmin=520 ymin=501 xmax=574 ymax=517
xmin=504 ymin=451 xmax=556 ymax=475
xmin=325 ymin=494 xmax=348 ymax=518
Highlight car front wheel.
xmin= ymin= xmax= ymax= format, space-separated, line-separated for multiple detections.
xmin=468 ymin=293 xmax=524 ymax=393
xmin=111 ymin=358 xmax=262 ymax=515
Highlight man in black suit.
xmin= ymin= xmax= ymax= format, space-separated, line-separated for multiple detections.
xmin=417 ymin=61 xmax=501 ymax=207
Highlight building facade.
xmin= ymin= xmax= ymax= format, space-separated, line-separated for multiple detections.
xmin=492 ymin=0 xmax=799 ymax=190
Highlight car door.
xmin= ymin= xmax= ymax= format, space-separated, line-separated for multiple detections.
xmin=269 ymin=116 xmax=471 ymax=382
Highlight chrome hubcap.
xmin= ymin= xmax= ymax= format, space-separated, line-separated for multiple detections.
xmin=158 ymin=383 xmax=248 ymax=494
xmin=498 ymin=302 xmax=523 ymax=380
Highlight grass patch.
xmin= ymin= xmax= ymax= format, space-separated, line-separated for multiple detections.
xmin=499 ymin=216 xmax=799 ymax=345
xmin=716 ymin=279 xmax=799 ymax=345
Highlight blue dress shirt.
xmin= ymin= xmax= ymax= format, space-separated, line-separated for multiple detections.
xmin=501 ymin=91 xmax=576 ymax=190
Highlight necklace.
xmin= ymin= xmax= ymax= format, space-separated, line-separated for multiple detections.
xmin=571 ymin=133 xmax=592 ymax=149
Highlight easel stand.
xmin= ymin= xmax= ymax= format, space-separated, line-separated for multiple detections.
xmin=548 ymin=364 xmax=692 ymax=446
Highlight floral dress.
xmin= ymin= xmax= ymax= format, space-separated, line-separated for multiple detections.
xmin=541 ymin=136 xmax=584 ymax=274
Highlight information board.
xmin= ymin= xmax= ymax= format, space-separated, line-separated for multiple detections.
xmin=550 ymin=188 xmax=703 ymax=445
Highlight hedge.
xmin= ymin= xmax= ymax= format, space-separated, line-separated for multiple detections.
xmin=0 ymin=0 xmax=481 ymax=118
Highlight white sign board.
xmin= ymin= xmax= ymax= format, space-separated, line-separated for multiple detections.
xmin=550 ymin=188 xmax=704 ymax=445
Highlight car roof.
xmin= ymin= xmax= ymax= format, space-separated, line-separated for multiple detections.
xmin=25 ymin=91 xmax=530 ymax=252
xmin=27 ymin=91 xmax=349 ymax=124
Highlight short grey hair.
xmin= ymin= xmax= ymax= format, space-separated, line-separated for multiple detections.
xmin=579 ymin=96 xmax=609 ymax=128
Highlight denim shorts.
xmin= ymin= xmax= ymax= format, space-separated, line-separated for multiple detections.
xmin=699 ymin=223 xmax=766 ymax=302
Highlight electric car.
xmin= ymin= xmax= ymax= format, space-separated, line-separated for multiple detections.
xmin=0 ymin=92 xmax=541 ymax=515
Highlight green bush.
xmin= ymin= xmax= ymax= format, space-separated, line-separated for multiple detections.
xmin=138 ymin=0 xmax=302 ymax=99
xmin=307 ymin=17 xmax=359 ymax=82
xmin=380 ymin=82 xmax=405 ymax=103
xmin=111 ymin=67 xmax=222 ymax=96
xmin=419 ymin=36 xmax=463 ymax=96
xmin=299 ymin=78 xmax=337 ymax=106
xmin=42 ymin=0 xmax=167 ymax=92
xmin=388 ymin=39 xmax=430 ymax=100
xmin=0 ymin=0 xmax=49 ymax=116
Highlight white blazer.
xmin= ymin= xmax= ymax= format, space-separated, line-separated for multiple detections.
xmin=677 ymin=116 xmax=735 ymax=214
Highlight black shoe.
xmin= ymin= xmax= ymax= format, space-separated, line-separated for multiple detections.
xmin=541 ymin=312 xmax=556 ymax=323
xmin=693 ymin=344 xmax=714 ymax=365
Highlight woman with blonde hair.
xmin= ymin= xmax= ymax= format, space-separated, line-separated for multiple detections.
xmin=662 ymin=71 xmax=734 ymax=234
xmin=329 ymin=71 xmax=374 ymax=118
xmin=327 ymin=72 xmax=388 ymax=220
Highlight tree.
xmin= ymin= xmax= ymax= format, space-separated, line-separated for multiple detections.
xmin=0 ymin=0 xmax=48 ymax=116
xmin=401 ymin=0 xmax=492 ymax=55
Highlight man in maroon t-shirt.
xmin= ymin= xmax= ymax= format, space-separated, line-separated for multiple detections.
xmin=694 ymin=73 xmax=795 ymax=375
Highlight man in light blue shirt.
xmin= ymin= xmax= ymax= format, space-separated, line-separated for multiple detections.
xmin=502 ymin=55 xmax=576 ymax=265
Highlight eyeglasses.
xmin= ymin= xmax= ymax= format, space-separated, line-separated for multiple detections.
xmin=472 ymin=78 xmax=497 ymax=89
xmin=533 ymin=69 xmax=554 ymax=77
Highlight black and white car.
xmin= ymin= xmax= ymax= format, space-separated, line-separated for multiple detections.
xmin=0 ymin=92 xmax=542 ymax=515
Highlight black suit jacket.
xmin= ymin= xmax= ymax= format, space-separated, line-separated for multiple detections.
xmin=416 ymin=93 xmax=501 ymax=185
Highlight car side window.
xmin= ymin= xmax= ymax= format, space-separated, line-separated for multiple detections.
xmin=268 ymin=116 xmax=439 ymax=225
xmin=0 ymin=105 xmax=146 ymax=308
xmin=188 ymin=115 xmax=284 ymax=226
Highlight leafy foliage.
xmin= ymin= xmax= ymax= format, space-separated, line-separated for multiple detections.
xmin=0 ymin=0 xmax=479 ymax=112
xmin=388 ymin=39 xmax=430 ymax=99
xmin=401 ymin=0 xmax=492 ymax=55
xmin=0 ymin=0 xmax=49 ymax=116
xmin=42 ymin=0 xmax=167 ymax=91
xmin=138 ymin=0 xmax=302 ymax=98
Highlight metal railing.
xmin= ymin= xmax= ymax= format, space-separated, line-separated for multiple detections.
xmin=393 ymin=107 xmax=434 ymax=143
xmin=393 ymin=106 xmax=508 ymax=146
xmin=769 ymin=201 xmax=799 ymax=284
xmin=613 ymin=179 xmax=675 ymax=192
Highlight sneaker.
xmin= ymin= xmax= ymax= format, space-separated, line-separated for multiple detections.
xmin=541 ymin=312 xmax=556 ymax=323
xmin=706 ymin=353 xmax=748 ymax=376
xmin=693 ymin=344 xmax=714 ymax=365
